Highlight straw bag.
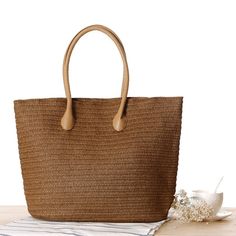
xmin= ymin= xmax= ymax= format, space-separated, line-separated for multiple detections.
xmin=14 ymin=25 xmax=183 ymax=222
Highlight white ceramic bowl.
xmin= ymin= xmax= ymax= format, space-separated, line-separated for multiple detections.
xmin=192 ymin=190 xmax=223 ymax=216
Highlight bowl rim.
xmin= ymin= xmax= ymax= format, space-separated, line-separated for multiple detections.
xmin=192 ymin=190 xmax=223 ymax=195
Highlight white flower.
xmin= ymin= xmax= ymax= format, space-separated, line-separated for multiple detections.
xmin=171 ymin=189 xmax=213 ymax=223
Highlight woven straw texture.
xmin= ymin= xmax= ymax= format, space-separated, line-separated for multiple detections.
xmin=14 ymin=97 xmax=183 ymax=222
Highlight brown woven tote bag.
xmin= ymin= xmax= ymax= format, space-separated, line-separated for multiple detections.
xmin=14 ymin=24 xmax=183 ymax=222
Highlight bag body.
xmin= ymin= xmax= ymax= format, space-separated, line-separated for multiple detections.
xmin=14 ymin=25 xmax=183 ymax=222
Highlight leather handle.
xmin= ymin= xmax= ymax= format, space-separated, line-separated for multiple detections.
xmin=61 ymin=24 xmax=129 ymax=131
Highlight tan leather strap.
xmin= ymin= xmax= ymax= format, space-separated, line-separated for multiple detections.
xmin=61 ymin=25 xmax=129 ymax=131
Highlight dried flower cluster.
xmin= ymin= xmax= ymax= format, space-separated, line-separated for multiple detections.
xmin=171 ymin=189 xmax=213 ymax=223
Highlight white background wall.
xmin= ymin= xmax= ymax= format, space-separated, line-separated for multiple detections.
xmin=0 ymin=0 xmax=236 ymax=206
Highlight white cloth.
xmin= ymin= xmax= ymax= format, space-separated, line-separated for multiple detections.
xmin=0 ymin=217 xmax=165 ymax=236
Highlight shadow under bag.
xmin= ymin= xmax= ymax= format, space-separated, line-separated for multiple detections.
xmin=14 ymin=24 xmax=183 ymax=222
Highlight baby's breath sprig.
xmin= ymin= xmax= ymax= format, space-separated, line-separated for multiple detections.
xmin=171 ymin=190 xmax=213 ymax=223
